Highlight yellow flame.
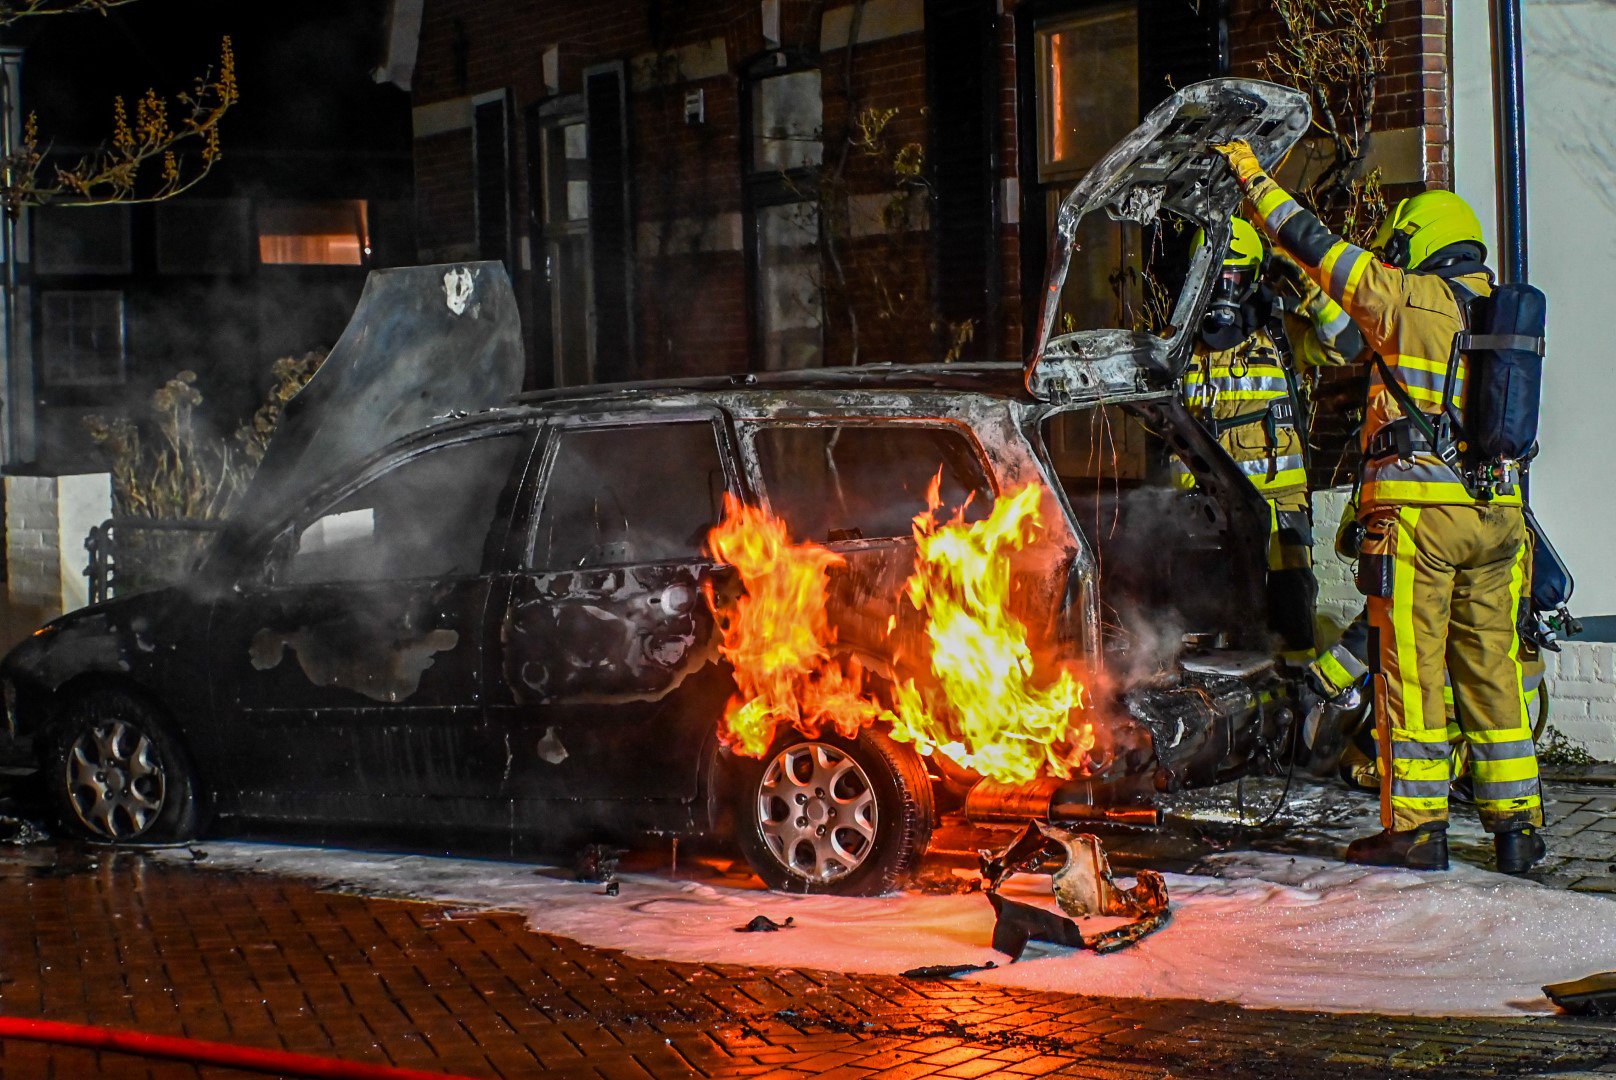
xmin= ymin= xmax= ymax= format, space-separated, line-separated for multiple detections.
xmin=704 ymin=483 xmax=1092 ymax=784
xmin=890 ymin=480 xmax=1093 ymax=783
xmin=705 ymin=495 xmax=890 ymax=757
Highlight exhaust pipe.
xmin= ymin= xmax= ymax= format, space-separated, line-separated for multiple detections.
xmin=963 ymin=778 xmax=1161 ymax=827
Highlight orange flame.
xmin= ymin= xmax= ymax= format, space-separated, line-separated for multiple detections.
xmin=705 ymin=495 xmax=891 ymax=757
xmin=704 ymin=483 xmax=1092 ymax=784
xmin=890 ymin=480 xmax=1094 ymax=783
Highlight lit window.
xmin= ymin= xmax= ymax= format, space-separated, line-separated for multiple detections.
xmin=1034 ymin=5 xmax=1138 ymax=182
xmin=258 ymin=201 xmax=370 ymax=266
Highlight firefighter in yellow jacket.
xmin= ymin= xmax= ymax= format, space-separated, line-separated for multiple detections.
xmin=1215 ymin=140 xmax=1545 ymax=874
xmin=1176 ymin=219 xmax=1364 ymax=655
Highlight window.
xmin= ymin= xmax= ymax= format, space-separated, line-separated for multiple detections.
xmin=257 ymin=201 xmax=370 ymax=266
xmin=533 ymin=422 xmax=728 ymax=570
xmin=40 ymin=291 xmax=125 ymax=387
xmin=754 ymin=423 xmax=993 ymax=542
xmin=751 ymin=69 xmax=823 ymax=172
xmin=1031 ymin=5 xmax=1145 ymax=334
xmin=537 ymin=114 xmax=593 ymax=386
xmin=1034 ymin=5 xmax=1139 ymax=183
xmin=745 ymin=59 xmax=825 ymax=370
xmin=756 ymin=202 xmax=822 ymax=370
xmin=33 ymin=206 xmax=131 ymax=275
xmin=158 ymin=200 xmax=251 ymax=274
xmin=285 ymin=434 xmax=525 ymax=585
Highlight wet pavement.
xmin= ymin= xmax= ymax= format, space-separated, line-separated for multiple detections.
xmin=1 ymin=775 xmax=1615 ymax=1079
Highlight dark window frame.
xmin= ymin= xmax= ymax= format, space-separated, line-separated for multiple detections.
xmin=32 ymin=204 xmax=133 ymax=276
xmin=1013 ymin=0 xmax=1228 ymax=343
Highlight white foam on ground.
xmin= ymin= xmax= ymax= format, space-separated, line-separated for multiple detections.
xmin=157 ymin=841 xmax=1616 ymax=1017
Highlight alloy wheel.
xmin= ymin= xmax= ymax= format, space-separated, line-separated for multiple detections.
xmin=65 ymin=719 xmax=167 ymax=840
xmin=755 ymin=741 xmax=878 ymax=884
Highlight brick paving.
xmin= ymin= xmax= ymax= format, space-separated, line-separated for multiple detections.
xmin=2 ymin=839 xmax=1616 ymax=1080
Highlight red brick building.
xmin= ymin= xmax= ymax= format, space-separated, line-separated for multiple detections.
xmin=384 ymin=0 xmax=1449 ymax=389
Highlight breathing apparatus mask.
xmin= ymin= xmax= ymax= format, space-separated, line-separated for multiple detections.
xmin=1193 ymin=218 xmax=1268 ymax=351
xmin=1199 ymin=264 xmax=1259 ymax=351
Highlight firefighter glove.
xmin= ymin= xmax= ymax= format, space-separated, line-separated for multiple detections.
xmin=1213 ymin=139 xmax=1265 ymax=187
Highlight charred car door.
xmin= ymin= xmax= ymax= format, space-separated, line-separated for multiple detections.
xmin=487 ymin=412 xmax=740 ymax=828
xmin=207 ymin=426 xmax=535 ymax=825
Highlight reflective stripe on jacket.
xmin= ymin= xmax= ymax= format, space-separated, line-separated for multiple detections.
xmin=1244 ymin=176 xmax=1520 ymax=512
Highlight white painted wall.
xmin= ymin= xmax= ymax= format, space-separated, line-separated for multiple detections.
xmin=1453 ymin=0 xmax=1616 ymax=619
xmin=5 ymin=473 xmax=111 ymax=618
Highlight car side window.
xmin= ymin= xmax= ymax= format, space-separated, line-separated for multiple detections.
xmin=283 ymin=433 xmax=527 ymax=585
xmin=754 ymin=423 xmax=993 ymax=542
xmin=532 ymin=421 xmax=727 ymax=570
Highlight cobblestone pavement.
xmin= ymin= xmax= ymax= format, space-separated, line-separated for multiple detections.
xmin=2 ymin=796 xmax=1616 ymax=1080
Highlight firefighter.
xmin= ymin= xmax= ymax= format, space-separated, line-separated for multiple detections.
xmin=1176 ymin=218 xmax=1364 ymax=656
xmin=1214 ymin=140 xmax=1546 ymax=874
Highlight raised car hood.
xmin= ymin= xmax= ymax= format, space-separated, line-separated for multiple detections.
xmin=230 ymin=261 xmax=524 ymax=529
xmin=1025 ymin=78 xmax=1310 ymax=404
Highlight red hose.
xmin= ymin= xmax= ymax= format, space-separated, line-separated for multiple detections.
xmin=0 ymin=1016 xmax=485 ymax=1079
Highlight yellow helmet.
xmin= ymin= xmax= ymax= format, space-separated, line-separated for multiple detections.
xmin=1371 ymin=189 xmax=1486 ymax=270
xmin=1192 ymin=217 xmax=1265 ymax=269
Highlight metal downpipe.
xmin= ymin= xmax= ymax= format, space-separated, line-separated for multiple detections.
xmin=1492 ymin=0 xmax=1529 ymax=285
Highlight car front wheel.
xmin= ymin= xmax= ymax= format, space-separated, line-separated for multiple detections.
xmin=732 ymin=729 xmax=932 ymax=896
xmin=45 ymin=687 xmax=206 ymax=844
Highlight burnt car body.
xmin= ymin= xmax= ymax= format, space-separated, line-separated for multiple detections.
xmin=0 ymin=80 xmax=1314 ymax=893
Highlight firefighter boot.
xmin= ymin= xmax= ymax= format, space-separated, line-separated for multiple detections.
xmin=1495 ymin=826 xmax=1546 ymax=875
xmin=1345 ymin=822 xmax=1449 ymax=871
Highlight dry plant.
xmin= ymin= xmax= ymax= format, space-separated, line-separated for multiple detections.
xmin=0 ymin=0 xmax=133 ymax=22
xmin=83 ymin=372 xmax=244 ymax=522
xmin=2 ymin=36 xmax=236 ymax=216
xmin=83 ymin=352 xmax=325 ymax=522
xmin=232 ymin=350 xmax=325 ymax=467
xmin=1260 ymin=0 xmax=1388 ymax=229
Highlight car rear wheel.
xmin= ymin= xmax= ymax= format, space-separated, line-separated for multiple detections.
xmin=732 ymin=729 xmax=932 ymax=896
xmin=45 ymin=688 xmax=206 ymax=844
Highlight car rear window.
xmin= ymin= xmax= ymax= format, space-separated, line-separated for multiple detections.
xmin=754 ymin=423 xmax=992 ymax=542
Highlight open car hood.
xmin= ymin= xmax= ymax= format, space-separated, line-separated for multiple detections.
xmin=1025 ymin=78 xmax=1310 ymax=404
xmin=229 ymin=261 xmax=525 ymax=530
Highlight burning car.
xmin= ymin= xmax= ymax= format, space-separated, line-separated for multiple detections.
xmin=0 ymin=79 xmax=1312 ymax=894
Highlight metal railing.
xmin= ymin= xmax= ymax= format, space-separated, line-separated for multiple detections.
xmin=85 ymin=518 xmax=227 ymax=605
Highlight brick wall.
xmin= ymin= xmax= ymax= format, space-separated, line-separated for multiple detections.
xmin=410 ymin=1 xmax=1455 ymax=376
xmin=1226 ymin=0 xmax=1448 ymax=186
xmin=412 ymin=0 xmax=939 ymax=377
xmin=1544 ymin=645 xmax=1616 ymax=763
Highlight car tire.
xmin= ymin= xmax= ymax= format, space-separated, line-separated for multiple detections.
xmin=44 ymin=687 xmax=207 ymax=845
xmin=732 ymin=728 xmax=933 ymax=896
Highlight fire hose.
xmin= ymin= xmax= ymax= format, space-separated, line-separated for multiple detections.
xmin=0 ymin=1016 xmax=483 ymax=1080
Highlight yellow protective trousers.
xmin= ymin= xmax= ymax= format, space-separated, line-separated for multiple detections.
xmin=1360 ymin=502 xmax=1541 ymax=832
